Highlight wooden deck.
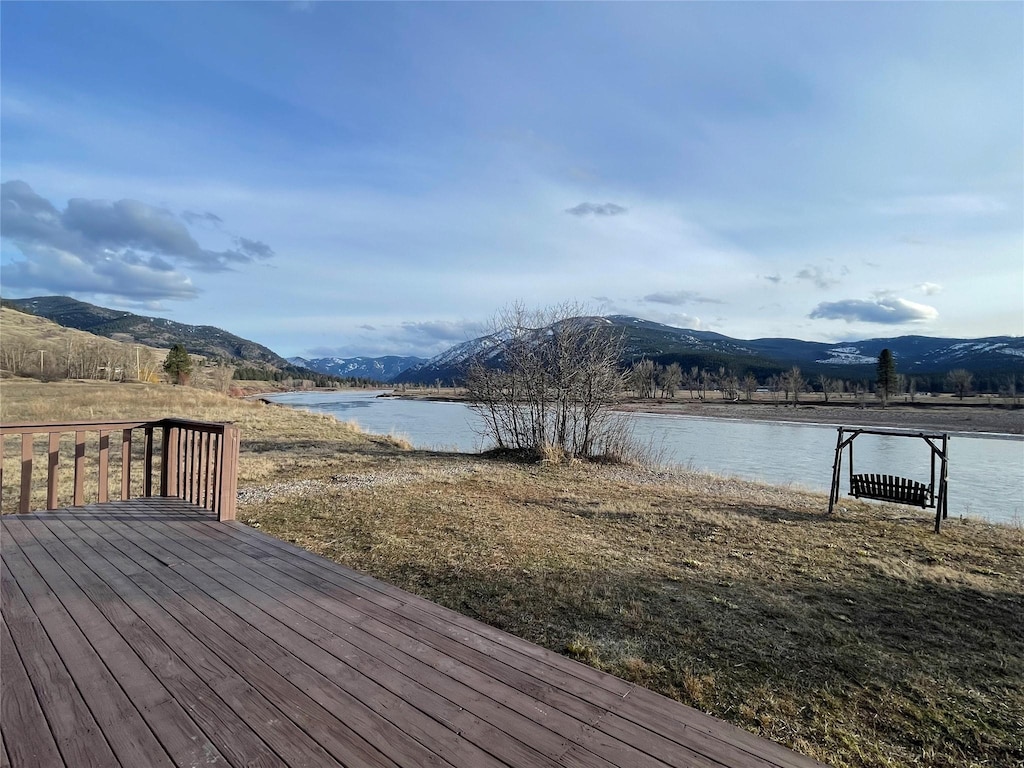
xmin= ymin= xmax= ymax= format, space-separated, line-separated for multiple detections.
xmin=1 ymin=498 xmax=825 ymax=768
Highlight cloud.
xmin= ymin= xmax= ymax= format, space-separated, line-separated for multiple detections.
xmin=182 ymin=210 xmax=224 ymax=226
xmin=644 ymin=310 xmax=706 ymax=330
xmin=917 ymin=282 xmax=943 ymax=296
xmin=397 ymin=319 xmax=488 ymax=345
xmin=762 ymin=273 xmax=782 ymax=285
xmin=565 ymin=202 xmax=627 ymax=217
xmin=236 ymin=237 xmax=275 ymax=259
xmin=809 ymin=296 xmax=938 ymax=324
xmin=305 ymin=318 xmax=489 ymax=358
xmin=795 ymin=265 xmax=841 ymax=290
xmin=643 ymin=290 xmax=724 ymax=306
xmin=0 ymin=242 xmax=199 ymax=301
xmin=0 ymin=180 xmax=275 ymax=301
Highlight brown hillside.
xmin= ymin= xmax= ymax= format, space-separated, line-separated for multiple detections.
xmin=0 ymin=306 xmax=194 ymax=382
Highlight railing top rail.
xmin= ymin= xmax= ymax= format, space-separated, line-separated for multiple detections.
xmin=0 ymin=419 xmax=155 ymax=435
xmin=161 ymin=417 xmax=237 ymax=431
xmin=0 ymin=417 xmax=236 ymax=436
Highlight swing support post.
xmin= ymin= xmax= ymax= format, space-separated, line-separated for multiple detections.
xmin=827 ymin=426 xmax=950 ymax=532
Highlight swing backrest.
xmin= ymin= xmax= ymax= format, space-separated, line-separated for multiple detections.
xmin=850 ymin=473 xmax=932 ymax=508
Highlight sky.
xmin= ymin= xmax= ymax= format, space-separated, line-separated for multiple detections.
xmin=1 ymin=2 xmax=1022 ymax=360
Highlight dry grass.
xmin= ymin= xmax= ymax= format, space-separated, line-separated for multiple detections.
xmin=0 ymin=306 xmax=172 ymax=379
xmin=3 ymin=378 xmax=1022 ymax=767
xmin=241 ymin=461 xmax=1024 ymax=768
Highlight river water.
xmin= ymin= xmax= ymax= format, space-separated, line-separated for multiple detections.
xmin=268 ymin=390 xmax=1023 ymax=525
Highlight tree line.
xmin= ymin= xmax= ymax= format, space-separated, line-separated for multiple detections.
xmin=623 ymin=357 xmax=1021 ymax=404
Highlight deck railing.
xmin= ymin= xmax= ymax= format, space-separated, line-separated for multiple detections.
xmin=0 ymin=418 xmax=239 ymax=520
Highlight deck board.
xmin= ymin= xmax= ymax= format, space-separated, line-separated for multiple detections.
xmin=1 ymin=498 xmax=827 ymax=768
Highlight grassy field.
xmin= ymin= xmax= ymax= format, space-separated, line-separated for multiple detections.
xmin=3 ymin=379 xmax=1022 ymax=767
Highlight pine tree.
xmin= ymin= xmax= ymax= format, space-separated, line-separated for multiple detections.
xmin=876 ymin=348 xmax=897 ymax=407
xmin=163 ymin=343 xmax=193 ymax=385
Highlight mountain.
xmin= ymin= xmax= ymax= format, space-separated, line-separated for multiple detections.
xmin=287 ymin=355 xmax=425 ymax=382
xmin=4 ymin=296 xmax=289 ymax=367
xmin=392 ymin=315 xmax=1024 ymax=387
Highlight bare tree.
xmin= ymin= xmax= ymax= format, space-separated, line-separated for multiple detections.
xmin=687 ymin=366 xmax=699 ymax=399
xmin=208 ymin=363 xmax=236 ymax=393
xmin=659 ymin=362 xmax=682 ymax=398
xmin=817 ymin=374 xmax=836 ymax=404
xmin=0 ymin=338 xmax=31 ymax=376
xmin=630 ymin=359 xmax=656 ymax=398
xmin=721 ymin=373 xmax=739 ymax=401
xmin=699 ymin=368 xmax=714 ymax=400
xmin=947 ymin=369 xmax=973 ymax=400
xmin=741 ymin=373 xmax=758 ymax=402
xmin=783 ymin=366 xmax=805 ymax=405
xmin=1000 ymin=374 xmax=1021 ymax=405
xmin=465 ymin=303 xmax=629 ymax=461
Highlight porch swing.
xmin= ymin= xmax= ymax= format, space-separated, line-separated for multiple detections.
xmin=827 ymin=427 xmax=950 ymax=532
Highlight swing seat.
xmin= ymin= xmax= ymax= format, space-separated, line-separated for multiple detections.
xmin=850 ymin=473 xmax=932 ymax=508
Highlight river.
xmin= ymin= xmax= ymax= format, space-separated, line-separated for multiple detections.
xmin=267 ymin=390 xmax=1024 ymax=525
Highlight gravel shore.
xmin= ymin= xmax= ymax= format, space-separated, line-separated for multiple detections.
xmin=614 ymin=399 xmax=1023 ymax=435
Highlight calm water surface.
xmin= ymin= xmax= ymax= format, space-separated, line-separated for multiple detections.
xmin=269 ymin=390 xmax=1024 ymax=524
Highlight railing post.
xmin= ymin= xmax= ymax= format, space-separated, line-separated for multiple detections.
xmin=20 ymin=434 xmax=33 ymax=514
xmin=73 ymin=431 xmax=86 ymax=506
xmin=160 ymin=424 xmax=171 ymax=496
xmin=217 ymin=425 xmax=240 ymax=521
xmin=97 ymin=431 xmax=110 ymax=504
xmin=164 ymin=425 xmax=180 ymax=498
xmin=121 ymin=429 xmax=133 ymax=500
xmin=144 ymin=427 xmax=154 ymax=498
xmin=47 ymin=433 xmax=61 ymax=510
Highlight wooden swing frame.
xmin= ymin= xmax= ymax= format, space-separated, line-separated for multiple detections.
xmin=827 ymin=426 xmax=950 ymax=532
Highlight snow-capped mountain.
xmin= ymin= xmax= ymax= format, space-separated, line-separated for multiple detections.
xmin=287 ymin=355 xmax=425 ymax=382
xmin=390 ymin=315 xmax=1023 ymax=385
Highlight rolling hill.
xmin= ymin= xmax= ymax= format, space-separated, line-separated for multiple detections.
xmin=3 ymin=296 xmax=288 ymax=367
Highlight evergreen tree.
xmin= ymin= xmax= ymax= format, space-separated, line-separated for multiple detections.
xmin=876 ymin=348 xmax=897 ymax=407
xmin=163 ymin=343 xmax=193 ymax=385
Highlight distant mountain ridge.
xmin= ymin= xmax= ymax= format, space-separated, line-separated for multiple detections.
xmin=4 ymin=295 xmax=288 ymax=367
xmin=393 ymin=315 xmax=1024 ymax=386
xmin=287 ymin=355 xmax=425 ymax=382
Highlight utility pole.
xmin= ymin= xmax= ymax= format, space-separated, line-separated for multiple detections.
xmin=39 ymin=349 xmax=44 ymax=372
xmin=136 ymin=346 xmax=141 ymax=381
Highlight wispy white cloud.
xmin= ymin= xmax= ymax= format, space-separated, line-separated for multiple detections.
xmin=917 ymin=282 xmax=943 ymax=296
xmin=642 ymin=290 xmax=724 ymax=306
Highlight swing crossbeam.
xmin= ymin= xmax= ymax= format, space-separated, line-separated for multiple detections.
xmin=828 ymin=427 xmax=950 ymax=532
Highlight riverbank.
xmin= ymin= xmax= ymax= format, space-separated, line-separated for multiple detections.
xmin=617 ymin=399 xmax=1024 ymax=436
xmin=3 ymin=379 xmax=1022 ymax=768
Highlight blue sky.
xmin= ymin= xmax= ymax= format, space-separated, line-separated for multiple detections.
xmin=2 ymin=2 xmax=1021 ymax=359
